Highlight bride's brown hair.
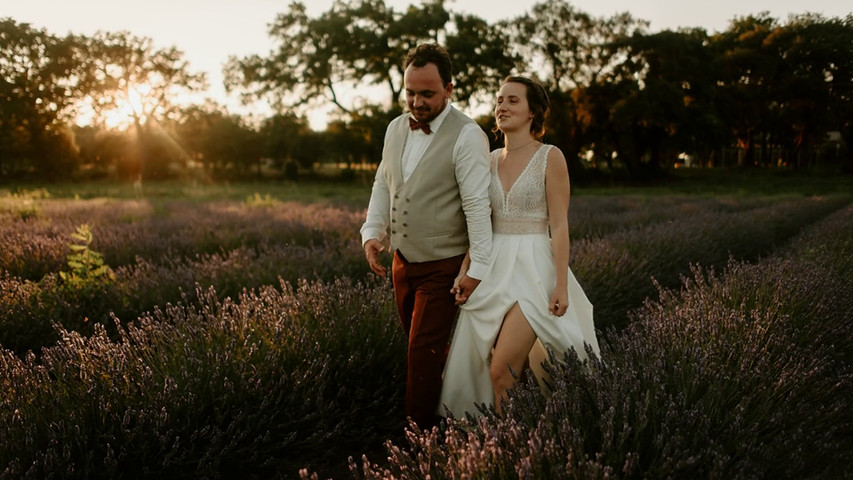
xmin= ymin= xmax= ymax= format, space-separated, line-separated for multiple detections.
xmin=499 ymin=75 xmax=550 ymax=140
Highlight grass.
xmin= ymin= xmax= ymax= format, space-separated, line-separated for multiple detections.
xmin=576 ymin=167 xmax=852 ymax=197
xmin=0 ymin=178 xmax=374 ymax=208
xmin=2 ymin=166 xmax=850 ymax=204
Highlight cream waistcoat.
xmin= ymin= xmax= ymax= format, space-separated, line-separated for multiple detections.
xmin=382 ymin=108 xmax=474 ymax=262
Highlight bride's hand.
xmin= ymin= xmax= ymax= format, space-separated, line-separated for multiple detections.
xmin=453 ymin=274 xmax=481 ymax=305
xmin=451 ymin=253 xmax=472 ymax=304
xmin=549 ymin=287 xmax=569 ymax=316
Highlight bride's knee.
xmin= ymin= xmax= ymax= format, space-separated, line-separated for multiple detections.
xmin=490 ymin=362 xmax=516 ymax=391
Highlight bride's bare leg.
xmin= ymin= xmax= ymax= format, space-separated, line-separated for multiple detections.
xmin=490 ymin=302 xmax=537 ymax=413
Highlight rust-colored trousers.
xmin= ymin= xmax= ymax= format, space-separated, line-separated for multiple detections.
xmin=392 ymin=250 xmax=465 ymax=429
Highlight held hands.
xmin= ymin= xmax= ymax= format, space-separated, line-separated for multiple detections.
xmin=363 ymin=239 xmax=387 ymax=277
xmin=451 ymin=273 xmax=481 ymax=305
xmin=549 ymin=285 xmax=569 ymax=316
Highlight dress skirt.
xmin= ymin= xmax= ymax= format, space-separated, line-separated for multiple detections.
xmin=438 ymin=231 xmax=599 ymax=418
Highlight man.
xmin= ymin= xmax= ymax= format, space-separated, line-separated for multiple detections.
xmin=361 ymin=43 xmax=492 ymax=429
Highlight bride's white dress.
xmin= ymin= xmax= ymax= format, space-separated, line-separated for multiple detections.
xmin=439 ymin=144 xmax=600 ymax=418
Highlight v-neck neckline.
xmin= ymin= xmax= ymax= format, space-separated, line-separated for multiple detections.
xmin=498 ymin=144 xmax=543 ymax=197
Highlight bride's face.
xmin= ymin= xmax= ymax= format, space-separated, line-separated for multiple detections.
xmin=495 ymin=82 xmax=533 ymax=133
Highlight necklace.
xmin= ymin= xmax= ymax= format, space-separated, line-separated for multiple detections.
xmin=504 ymin=139 xmax=537 ymax=153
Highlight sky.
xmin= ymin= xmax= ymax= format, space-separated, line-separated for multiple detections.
xmin=4 ymin=0 xmax=851 ymax=128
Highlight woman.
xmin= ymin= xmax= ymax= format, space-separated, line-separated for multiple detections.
xmin=439 ymin=76 xmax=600 ymax=417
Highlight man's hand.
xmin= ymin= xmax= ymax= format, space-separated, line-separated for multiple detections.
xmin=364 ymin=239 xmax=387 ymax=277
xmin=452 ymin=274 xmax=481 ymax=305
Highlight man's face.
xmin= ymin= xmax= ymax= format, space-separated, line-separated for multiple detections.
xmin=403 ymin=63 xmax=452 ymax=124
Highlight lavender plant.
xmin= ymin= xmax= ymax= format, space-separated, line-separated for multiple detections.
xmin=0 ymin=238 xmax=371 ymax=354
xmin=1 ymin=278 xmax=405 ymax=479
xmin=0 ymin=199 xmax=365 ymax=280
xmin=573 ymin=195 xmax=849 ymax=328
xmin=352 ymin=203 xmax=853 ymax=480
xmin=2 ymin=189 xmax=850 ymax=479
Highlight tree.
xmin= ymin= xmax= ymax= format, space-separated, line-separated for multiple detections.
xmin=0 ymin=18 xmax=81 ymax=178
xmin=764 ymin=14 xmax=853 ymax=169
xmin=711 ymin=13 xmax=780 ymax=167
xmin=175 ymin=104 xmax=263 ymax=179
xmin=834 ymin=15 xmax=853 ymax=171
xmin=259 ymin=113 xmax=306 ymax=168
xmin=504 ymin=0 xmax=648 ymax=174
xmin=706 ymin=12 xmax=853 ymax=171
xmin=74 ymin=31 xmax=207 ymax=178
xmin=223 ymin=0 xmax=514 ymax=120
xmin=73 ymin=125 xmax=132 ymax=178
xmin=507 ymin=0 xmax=647 ymax=91
xmin=445 ymin=13 xmax=520 ymax=106
xmin=603 ymin=28 xmax=727 ymax=174
xmin=226 ymin=0 xmax=407 ymax=116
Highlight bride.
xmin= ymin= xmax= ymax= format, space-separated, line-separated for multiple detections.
xmin=439 ymin=75 xmax=600 ymax=417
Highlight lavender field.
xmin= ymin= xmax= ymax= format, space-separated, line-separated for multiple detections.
xmin=1 ymin=184 xmax=851 ymax=479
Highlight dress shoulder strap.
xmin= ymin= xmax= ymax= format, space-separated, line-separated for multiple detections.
xmin=530 ymin=144 xmax=553 ymax=177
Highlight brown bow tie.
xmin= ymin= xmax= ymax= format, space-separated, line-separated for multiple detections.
xmin=409 ymin=117 xmax=432 ymax=134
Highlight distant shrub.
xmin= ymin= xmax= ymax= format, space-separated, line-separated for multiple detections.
xmin=245 ymin=192 xmax=281 ymax=207
xmin=15 ymin=204 xmax=39 ymax=220
xmin=11 ymin=188 xmax=51 ymax=200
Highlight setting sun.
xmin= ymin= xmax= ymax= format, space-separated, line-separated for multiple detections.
xmin=75 ymin=83 xmax=153 ymax=130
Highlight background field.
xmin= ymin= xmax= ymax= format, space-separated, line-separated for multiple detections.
xmin=1 ymin=172 xmax=851 ymax=479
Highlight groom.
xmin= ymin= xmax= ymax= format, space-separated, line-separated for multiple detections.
xmin=361 ymin=43 xmax=492 ymax=429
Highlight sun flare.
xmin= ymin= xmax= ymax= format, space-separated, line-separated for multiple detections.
xmin=76 ymin=83 xmax=153 ymax=130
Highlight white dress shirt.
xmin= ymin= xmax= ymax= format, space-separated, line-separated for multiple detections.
xmin=361 ymin=105 xmax=492 ymax=279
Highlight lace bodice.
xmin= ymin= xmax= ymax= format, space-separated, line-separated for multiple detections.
xmin=489 ymin=144 xmax=552 ymax=234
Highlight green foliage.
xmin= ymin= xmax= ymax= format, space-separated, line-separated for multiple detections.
xmin=0 ymin=19 xmax=81 ymax=178
xmin=223 ymin=0 xmax=515 ymax=112
xmin=244 ymin=192 xmax=282 ymax=207
xmin=58 ymin=224 xmax=115 ymax=288
xmin=9 ymin=188 xmax=51 ymax=200
xmin=15 ymin=206 xmax=38 ymax=221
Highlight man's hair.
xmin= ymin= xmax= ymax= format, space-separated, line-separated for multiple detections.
xmin=404 ymin=44 xmax=453 ymax=86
